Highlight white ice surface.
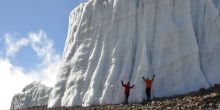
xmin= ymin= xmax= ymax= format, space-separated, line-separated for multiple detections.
xmin=11 ymin=81 xmax=52 ymax=110
xmin=48 ymin=0 xmax=220 ymax=108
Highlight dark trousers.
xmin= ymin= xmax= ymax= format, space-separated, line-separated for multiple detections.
xmin=125 ymin=92 xmax=129 ymax=104
xmin=146 ymin=88 xmax=151 ymax=101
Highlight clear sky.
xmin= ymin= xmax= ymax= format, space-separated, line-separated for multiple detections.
xmin=0 ymin=0 xmax=87 ymax=70
xmin=0 ymin=0 xmax=87 ymax=109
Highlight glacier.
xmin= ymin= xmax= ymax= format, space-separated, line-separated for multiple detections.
xmin=48 ymin=0 xmax=220 ymax=108
xmin=11 ymin=81 xmax=52 ymax=110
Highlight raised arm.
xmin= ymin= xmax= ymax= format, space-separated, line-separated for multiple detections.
xmin=121 ymin=80 xmax=125 ymax=86
xmin=142 ymin=76 xmax=146 ymax=81
xmin=130 ymin=84 xmax=135 ymax=89
xmin=152 ymin=74 xmax=155 ymax=81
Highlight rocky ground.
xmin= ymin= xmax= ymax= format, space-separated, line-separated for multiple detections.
xmin=22 ymin=84 xmax=220 ymax=110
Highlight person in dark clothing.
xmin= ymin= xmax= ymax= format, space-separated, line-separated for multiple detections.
xmin=142 ymin=74 xmax=155 ymax=101
xmin=121 ymin=80 xmax=135 ymax=104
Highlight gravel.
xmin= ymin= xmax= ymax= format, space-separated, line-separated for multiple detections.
xmin=21 ymin=84 xmax=220 ymax=110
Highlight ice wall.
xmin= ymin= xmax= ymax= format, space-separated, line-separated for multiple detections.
xmin=48 ymin=0 xmax=220 ymax=108
xmin=11 ymin=81 xmax=52 ymax=110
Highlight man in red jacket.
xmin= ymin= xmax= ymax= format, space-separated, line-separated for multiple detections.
xmin=121 ymin=80 xmax=135 ymax=104
xmin=142 ymin=74 xmax=155 ymax=101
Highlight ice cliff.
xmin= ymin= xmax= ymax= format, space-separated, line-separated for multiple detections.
xmin=11 ymin=81 xmax=52 ymax=110
xmin=48 ymin=0 xmax=220 ymax=108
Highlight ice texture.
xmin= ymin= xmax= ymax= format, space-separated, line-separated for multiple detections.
xmin=11 ymin=81 xmax=52 ymax=110
xmin=48 ymin=0 xmax=220 ymax=108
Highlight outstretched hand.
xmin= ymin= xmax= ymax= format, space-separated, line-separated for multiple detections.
xmin=142 ymin=76 xmax=145 ymax=81
xmin=131 ymin=84 xmax=135 ymax=88
xmin=152 ymin=74 xmax=155 ymax=81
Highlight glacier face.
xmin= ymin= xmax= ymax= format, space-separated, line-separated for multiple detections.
xmin=11 ymin=81 xmax=52 ymax=110
xmin=48 ymin=0 xmax=220 ymax=107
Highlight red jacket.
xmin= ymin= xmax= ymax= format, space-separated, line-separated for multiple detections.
xmin=122 ymin=84 xmax=134 ymax=93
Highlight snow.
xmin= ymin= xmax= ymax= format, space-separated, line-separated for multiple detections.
xmin=48 ymin=0 xmax=220 ymax=108
xmin=11 ymin=81 xmax=52 ymax=110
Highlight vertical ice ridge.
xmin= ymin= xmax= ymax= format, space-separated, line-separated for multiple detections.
xmin=190 ymin=0 xmax=220 ymax=87
xmin=201 ymin=0 xmax=220 ymax=85
xmin=81 ymin=34 xmax=104 ymax=106
xmin=110 ymin=0 xmax=136 ymax=104
xmin=184 ymin=0 xmax=211 ymax=89
xmin=190 ymin=0 xmax=212 ymax=87
xmin=82 ymin=1 xmax=115 ymax=106
xmin=101 ymin=0 xmax=137 ymax=104
xmin=150 ymin=0 xmax=158 ymax=74
xmin=47 ymin=62 xmax=72 ymax=108
xmin=99 ymin=0 xmax=120 ymax=104
xmin=65 ymin=1 xmax=111 ymax=107
xmin=129 ymin=0 xmax=140 ymax=81
xmin=62 ymin=2 xmax=98 ymax=106
xmin=128 ymin=0 xmax=157 ymax=103
xmin=100 ymin=0 xmax=138 ymax=104
xmin=95 ymin=1 xmax=120 ymax=105
xmin=65 ymin=4 xmax=89 ymax=61
xmin=81 ymin=0 xmax=115 ymax=106
xmin=64 ymin=4 xmax=86 ymax=58
xmin=189 ymin=0 xmax=206 ymax=85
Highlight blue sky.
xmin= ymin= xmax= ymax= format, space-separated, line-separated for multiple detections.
xmin=0 ymin=0 xmax=87 ymax=109
xmin=0 ymin=0 xmax=86 ymax=70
